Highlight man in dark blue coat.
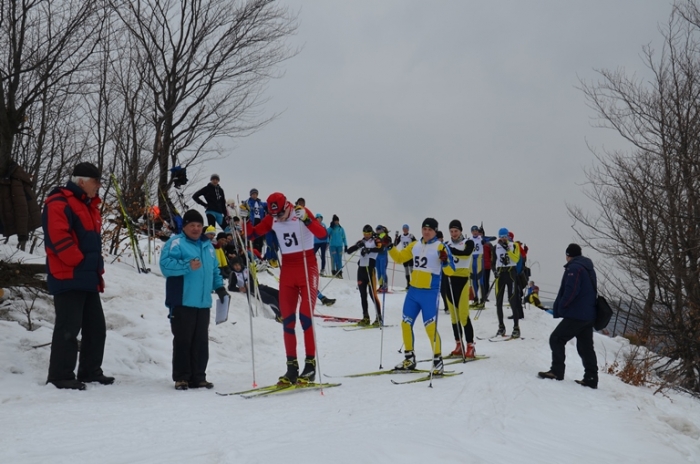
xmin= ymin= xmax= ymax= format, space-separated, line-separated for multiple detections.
xmin=538 ymin=244 xmax=598 ymax=388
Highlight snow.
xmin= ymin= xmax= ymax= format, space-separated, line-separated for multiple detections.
xmin=1 ymin=243 xmax=700 ymax=464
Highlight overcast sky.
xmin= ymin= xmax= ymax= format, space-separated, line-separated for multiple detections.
xmin=200 ymin=0 xmax=674 ymax=295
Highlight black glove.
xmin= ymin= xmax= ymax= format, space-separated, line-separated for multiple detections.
xmin=356 ymin=240 xmax=365 ymax=248
xmin=344 ymin=246 xmax=348 ymax=253
xmin=215 ymin=287 xmax=228 ymax=303
xmin=361 ymin=248 xmax=371 ymax=256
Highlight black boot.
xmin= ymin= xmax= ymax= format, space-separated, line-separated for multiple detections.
xmin=278 ymin=358 xmax=299 ymax=386
xmin=298 ymin=357 xmax=316 ymax=384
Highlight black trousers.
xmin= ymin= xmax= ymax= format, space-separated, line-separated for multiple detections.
xmin=357 ymin=265 xmax=380 ymax=319
xmin=170 ymin=306 xmax=210 ymax=383
xmin=48 ymin=290 xmax=106 ymax=381
xmin=496 ymin=268 xmax=522 ymax=326
xmin=483 ymin=269 xmax=492 ymax=300
xmin=549 ymin=318 xmax=598 ymax=381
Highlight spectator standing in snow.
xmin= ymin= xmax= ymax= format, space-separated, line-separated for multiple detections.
xmin=244 ymin=188 xmax=267 ymax=254
xmin=327 ymin=214 xmax=347 ymax=278
xmin=192 ymin=174 xmax=228 ymax=230
xmin=313 ymin=213 xmax=329 ymax=275
xmin=42 ymin=162 xmax=114 ymax=390
xmin=539 ymin=244 xmax=598 ymax=389
xmin=160 ymin=209 xmax=228 ymax=390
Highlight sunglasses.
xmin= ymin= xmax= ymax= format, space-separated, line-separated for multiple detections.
xmin=499 ymin=235 xmax=509 ymax=239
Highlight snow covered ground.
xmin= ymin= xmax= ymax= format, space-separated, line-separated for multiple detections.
xmin=1 ymin=243 xmax=700 ymax=464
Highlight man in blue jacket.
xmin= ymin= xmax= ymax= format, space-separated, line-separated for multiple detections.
xmin=539 ymin=244 xmax=598 ymax=388
xmin=160 ymin=209 xmax=228 ymax=390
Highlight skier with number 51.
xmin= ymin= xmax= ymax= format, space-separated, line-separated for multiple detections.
xmin=239 ymin=193 xmax=327 ymax=386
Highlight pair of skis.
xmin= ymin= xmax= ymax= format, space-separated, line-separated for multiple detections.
xmin=217 ymin=382 xmax=341 ymax=399
xmin=477 ymin=335 xmax=525 ymax=342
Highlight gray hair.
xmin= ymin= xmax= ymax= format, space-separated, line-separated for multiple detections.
xmin=71 ymin=175 xmax=91 ymax=185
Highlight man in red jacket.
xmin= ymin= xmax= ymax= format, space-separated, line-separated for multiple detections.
xmin=42 ymin=162 xmax=114 ymax=390
xmin=240 ymin=192 xmax=327 ymax=386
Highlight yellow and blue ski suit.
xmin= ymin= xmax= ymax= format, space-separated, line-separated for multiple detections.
xmin=388 ymin=237 xmax=455 ymax=355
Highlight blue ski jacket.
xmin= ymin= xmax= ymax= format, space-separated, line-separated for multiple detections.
xmin=327 ymin=223 xmax=347 ymax=248
xmin=160 ymin=232 xmax=223 ymax=309
xmin=552 ymin=256 xmax=597 ymax=321
xmin=314 ymin=221 xmax=329 ymax=244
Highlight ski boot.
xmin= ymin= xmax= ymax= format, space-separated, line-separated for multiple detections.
xmin=357 ymin=316 xmax=371 ymax=326
xmin=465 ymin=343 xmax=476 ymax=359
xmin=269 ymin=259 xmax=279 ymax=269
xmin=450 ymin=341 xmax=464 ymax=357
xmin=336 ymin=271 xmax=343 ymax=279
xmin=432 ymin=355 xmax=444 ymax=376
xmin=277 ymin=358 xmax=299 ymax=386
xmin=496 ymin=324 xmax=506 ymax=337
xmin=511 ymin=326 xmax=521 ymax=339
xmin=371 ymin=316 xmax=383 ymax=327
xmin=320 ymin=296 xmax=336 ymax=306
xmin=394 ymin=351 xmax=417 ymax=371
xmin=297 ymin=357 xmax=316 ymax=384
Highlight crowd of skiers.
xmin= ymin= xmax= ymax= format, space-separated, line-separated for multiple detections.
xmin=40 ymin=167 xmax=599 ymax=392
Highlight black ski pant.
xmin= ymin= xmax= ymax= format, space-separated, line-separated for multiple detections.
xmin=495 ymin=268 xmax=522 ymax=327
xmin=48 ymin=290 xmax=106 ymax=382
xmin=170 ymin=306 xmax=210 ymax=383
xmin=483 ymin=269 xmax=492 ymax=301
xmin=357 ymin=264 xmax=381 ymax=319
xmin=259 ymin=284 xmax=282 ymax=320
xmin=403 ymin=262 xmax=412 ymax=287
xmin=549 ymin=318 xmax=598 ymax=382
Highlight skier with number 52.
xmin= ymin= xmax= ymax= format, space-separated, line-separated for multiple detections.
xmin=239 ymin=193 xmax=327 ymax=386
xmin=379 ymin=218 xmax=455 ymax=376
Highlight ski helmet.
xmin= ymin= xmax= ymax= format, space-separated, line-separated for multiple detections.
xmin=363 ymin=224 xmax=373 ymax=233
xmin=498 ymin=227 xmax=509 ymax=238
xmin=266 ymin=192 xmax=287 ymax=216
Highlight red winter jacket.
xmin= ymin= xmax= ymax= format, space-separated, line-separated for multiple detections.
xmin=42 ymin=182 xmax=104 ymax=295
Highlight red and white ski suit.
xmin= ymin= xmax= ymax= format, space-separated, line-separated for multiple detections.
xmin=246 ymin=203 xmax=327 ymax=358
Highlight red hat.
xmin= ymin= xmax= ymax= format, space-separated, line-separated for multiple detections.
xmin=267 ymin=192 xmax=287 ymax=215
xmin=508 ymin=231 xmax=514 ymax=240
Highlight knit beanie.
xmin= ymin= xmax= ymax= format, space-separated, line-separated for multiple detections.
xmin=182 ymin=209 xmax=204 ymax=226
xmin=422 ymin=218 xmax=438 ymax=231
xmin=566 ymin=243 xmax=582 ymax=257
xmin=449 ymin=220 xmax=462 ymax=231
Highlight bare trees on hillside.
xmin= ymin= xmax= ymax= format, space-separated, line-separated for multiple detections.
xmin=571 ymin=2 xmax=700 ymax=394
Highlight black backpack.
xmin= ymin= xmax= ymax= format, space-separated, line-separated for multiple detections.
xmin=585 ymin=267 xmax=613 ymax=331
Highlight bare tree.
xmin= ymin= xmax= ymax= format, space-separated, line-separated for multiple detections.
xmin=571 ymin=3 xmax=700 ymax=394
xmin=0 ymin=0 xmax=103 ymax=178
xmin=110 ymin=0 xmax=297 ymax=217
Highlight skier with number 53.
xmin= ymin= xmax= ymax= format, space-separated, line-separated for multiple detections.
xmin=239 ymin=193 xmax=327 ymax=386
